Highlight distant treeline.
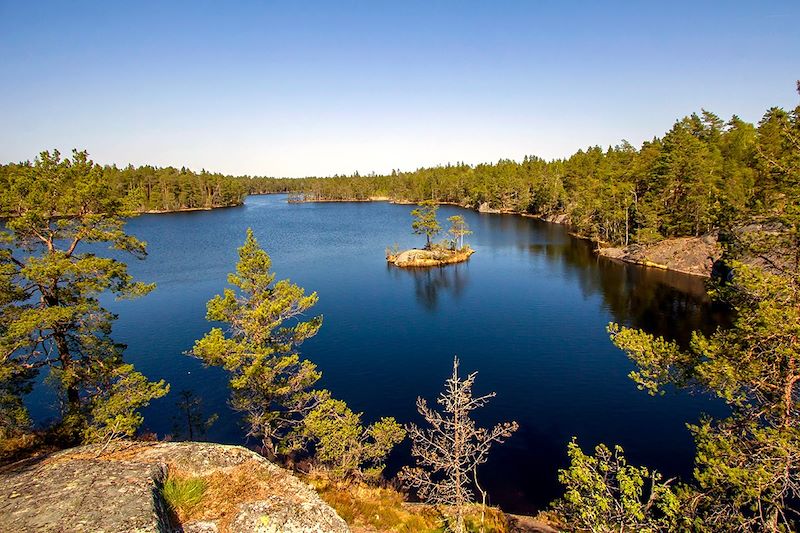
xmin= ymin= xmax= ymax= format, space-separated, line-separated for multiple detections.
xmin=255 ymin=101 xmax=799 ymax=246
xmin=0 ymin=154 xmax=250 ymax=214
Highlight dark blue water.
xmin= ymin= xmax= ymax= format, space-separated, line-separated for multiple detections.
xmin=28 ymin=194 xmax=727 ymax=513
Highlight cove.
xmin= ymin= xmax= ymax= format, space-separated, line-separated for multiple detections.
xmin=27 ymin=194 xmax=727 ymax=514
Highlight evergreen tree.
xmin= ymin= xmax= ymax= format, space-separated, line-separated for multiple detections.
xmin=609 ymin=262 xmax=800 ymax=531
xmin=0 ymin=149 xmax=168 ymax=442
xmin=447 ymin=215 xmax=472 ymax=250
xmin=191 ymin=228 xmax=323 ymax=458
xmin=411 ymin=201 xmax=442 ymax=249
xmin=172 ymin=390 xmax=218 ymax=441
xmin=302 ymin=397 xmax=405 ymax=481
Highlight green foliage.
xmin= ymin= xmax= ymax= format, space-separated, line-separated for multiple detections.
xmin=601 ymin=93 xmax=800 ymax=531
xmin=191 ymin=228 xmax=323 ymax=457
xmin=0 ymin=360 xmax=33 ymax=439
xmin=0 ymin=149 xmax=167 ymax=443
xmin=82 ymin=364 xmax=169 ymax=444
xmin=162 ymin=475 xmax=207 ymax=517
xmin=447 ymin=215 xmax=472 ymax=250
xmin=303 ymin=397 xmax=405 ymax=481
xmin=610 ymin=260 xmax=800 ymax=531
xmin=552 ymin=438 xmax=679 ymax=532
xmin=411 ymin=201 xmax=442 ymax=248
xmin=259 ymin=91 xmax=799 ymax=249
xmin=0 ymin=156 xmax=247 ymax=215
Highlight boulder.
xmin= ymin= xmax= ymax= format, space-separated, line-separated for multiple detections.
xmin=0 ymin=442 xmax=349 ymax=533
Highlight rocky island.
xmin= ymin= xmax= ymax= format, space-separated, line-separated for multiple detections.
xmin=387 ymin=245 xmax=474 ymax=268
xmin=388 ymin=201 xmax=475 ymax=268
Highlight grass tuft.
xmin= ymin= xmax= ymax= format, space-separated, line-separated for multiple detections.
xmin=162 ymin=474 xmax=206 ymax=520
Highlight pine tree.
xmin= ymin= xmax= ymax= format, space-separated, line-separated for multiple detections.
xmin=609 ymin=261 xmax=800 ymax=531
xmin=0 ymin=149 xmax=168 ymax=442
xmin=411 ymin=201 xmax=442 ymax=249
xmin=191 ymin=228 xmax=323 ymax=457
xmin=302 ymin=397 xmax=405 ymax=481
xmin=447 ymin=215 xmax=472 ymax=250
xmin=172 ymin=390 xmax=218 ymax=441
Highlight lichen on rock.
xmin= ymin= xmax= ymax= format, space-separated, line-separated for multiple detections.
xmin=0 ymin=441 xmax=349 ymax=533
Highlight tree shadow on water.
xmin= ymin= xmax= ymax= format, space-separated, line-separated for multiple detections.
xmin=388 ymin=263 xmax=470 ymax=311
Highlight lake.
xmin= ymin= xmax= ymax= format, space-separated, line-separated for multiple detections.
xmin=28 ymin=194 xmax=727 ymax=513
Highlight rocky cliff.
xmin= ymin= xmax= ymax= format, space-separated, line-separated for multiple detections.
xmin=0 ymin=441 xmax=349 ymax=533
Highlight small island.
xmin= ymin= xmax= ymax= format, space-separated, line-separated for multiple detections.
xmin=387 ymin=201 xmax=475 ymax=268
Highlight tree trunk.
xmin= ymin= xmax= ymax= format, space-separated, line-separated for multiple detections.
xmin=53 ymin=330 xmax=80 ymax=410
xmin=187 ymin=408 xmax=194 ymax=440
xmin=261 ymin=438 xmax=277 ymax=461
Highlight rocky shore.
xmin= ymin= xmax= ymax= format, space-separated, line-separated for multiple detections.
xmin=597 ymin=233 xmax=721 ymax=278
xmin=387 ymin=247 xmax=474 ymax=268
xmin=288 ymin=195 xmax=724 ymax=277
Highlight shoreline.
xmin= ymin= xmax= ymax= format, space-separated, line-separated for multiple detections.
xmin=140 ymin=202 xmax=244 ymax=214
xmin=285 ymin=195 xmax=717 ymax=277
xmin=0 ymin=202 xmax=245 ymax=222
xmin=387 ymin=247 xmax=474 ymax=268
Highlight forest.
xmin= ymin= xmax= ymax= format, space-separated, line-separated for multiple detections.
xmin=0 ymin=150 xmax=249 ymax=214
xmin=251 ymin=100 xmax=798 ymax=248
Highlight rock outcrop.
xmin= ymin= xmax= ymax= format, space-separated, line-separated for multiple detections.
xmin=597 ymin=233 xmax=721 ymax=277
xmin=0 ymin=441 xmax=349 ymax=533
xmin=387 ymin=247 xmax=474 ymax=268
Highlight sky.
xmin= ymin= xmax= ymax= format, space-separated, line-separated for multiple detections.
xmin=1 ymin=1 xmax=798 ymax=178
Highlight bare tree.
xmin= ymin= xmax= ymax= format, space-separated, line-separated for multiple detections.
xmin=400 ymin=357 xmax=519 ymax=532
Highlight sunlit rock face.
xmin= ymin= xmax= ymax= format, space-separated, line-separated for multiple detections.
xmin=0 ymin=442 xmax=349 ymax=533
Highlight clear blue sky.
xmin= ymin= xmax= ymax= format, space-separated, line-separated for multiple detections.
xmin=1 ymin=1 xmax=798 ymax=177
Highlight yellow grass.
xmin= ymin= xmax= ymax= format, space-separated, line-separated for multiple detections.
xmin=307 ymin=471 xmax=509 ymax=533
xmin=163 ymin=460 xmax=281 ymax=532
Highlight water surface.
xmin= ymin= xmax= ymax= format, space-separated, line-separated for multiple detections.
xmin=31 ymin=194 xmax=727 ymax=512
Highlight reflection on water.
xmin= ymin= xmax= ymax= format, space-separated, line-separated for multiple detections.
xmin=475 ymin=212 xmax=726 ymax=345
xmin=544 ymin=236 xmax=726 ymax=345
xmin=388 ymin=262 xmax=470 ymax=311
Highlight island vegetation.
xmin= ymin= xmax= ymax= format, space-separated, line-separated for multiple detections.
xmin=387 ymin=201 xmax=475 ymax=268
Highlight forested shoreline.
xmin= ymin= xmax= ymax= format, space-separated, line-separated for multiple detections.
xmin=3 ymin=97 xmax=795 ymax=243
xmin=0 ymin=150 xmax=249 ymax=215
xmin=251 ymin=99 xmax=798 ymax=250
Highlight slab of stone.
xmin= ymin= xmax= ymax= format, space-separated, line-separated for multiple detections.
xmin=0 ymin=442 xmax=349 ymax=533
xmin=0 ymin=454 xmax=168 ymax=533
